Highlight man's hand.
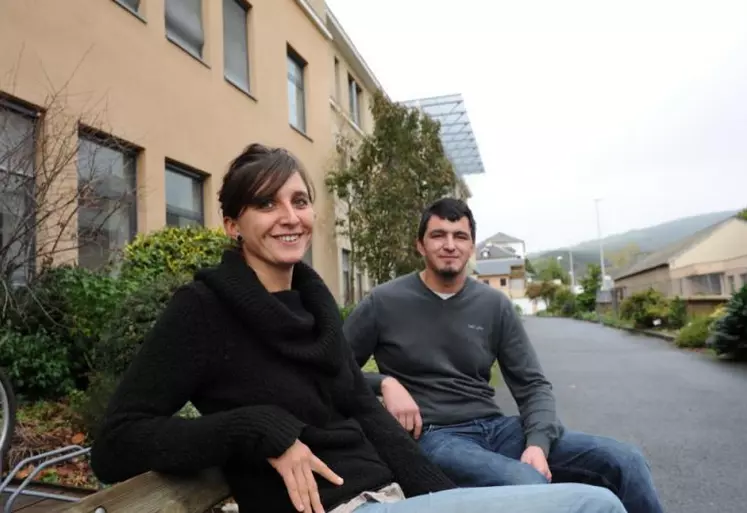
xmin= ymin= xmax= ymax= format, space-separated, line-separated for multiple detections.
xmin=521 ymin=445 xmax=552 ymax=482
xmin=381 ymin=377 xmax=423 ymax=439
xmin=268 ymin=439 xmax=344 ymax=513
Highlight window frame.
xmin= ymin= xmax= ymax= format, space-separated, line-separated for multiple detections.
xmin=165 ymin=161 xmax=205 ymax=227
xmin=76 ymin=129 xmax=140 ymax=271
xmin=287 ymin=46 xmax=307 ymax=133
xmin=0 ymin=97 xmax=39 ymax=285
xmin=223 ymin=0 xmax=251 ymax=93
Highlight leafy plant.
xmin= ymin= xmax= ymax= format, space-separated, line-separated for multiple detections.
xmin=676 ymin=316 xmax=712 ymax=348
xmin=0 ymin=326 xmax=74 ymax=400
xmin=576 ymin=264 xmax=601 ymax=312
xmin=620 ymin=288 xmax=670 ymax=329
xmin=708 ymin=285 xmax=747 ymax=356
xmin=549 ymin=286 xmax=576 ymax=317
xmin=121 ymin=225 xmax=230 ymax=282
xmin=668 ymin=297 xmax=688 ymax=330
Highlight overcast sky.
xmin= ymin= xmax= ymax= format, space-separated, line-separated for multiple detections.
xmin=325 ymin=0 xmax=747 ymax=253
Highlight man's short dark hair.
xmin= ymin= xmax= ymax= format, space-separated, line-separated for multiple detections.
xmin=417 ymin=197 xmax=476 ymax=242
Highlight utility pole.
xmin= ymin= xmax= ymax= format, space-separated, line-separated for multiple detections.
xmin=569 ymin=249 xmax=575 ymax=290
xmin=595 ymin=198 xmax=607 ymax=290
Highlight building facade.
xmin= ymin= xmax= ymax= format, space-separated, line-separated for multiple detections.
xmin=0 ymin=0 xmax=486 ymax=303
xmin=0 ymin=0 xmax=354 ymax=297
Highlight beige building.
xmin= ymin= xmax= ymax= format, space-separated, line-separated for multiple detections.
xmin=0 ymin=0 xmax=366 ymax=300
xmin=613 ymin=216 xmax=747 ymax=300
xmin=0 ymin=0 xmax=485 ymax=303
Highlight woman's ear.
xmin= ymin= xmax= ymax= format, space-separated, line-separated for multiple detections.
xmin=223 ymin=216 xmax=239 ymax=240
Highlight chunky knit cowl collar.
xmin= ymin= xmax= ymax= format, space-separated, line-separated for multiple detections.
xmin=195 ymin=248 xmax=344 ymax=375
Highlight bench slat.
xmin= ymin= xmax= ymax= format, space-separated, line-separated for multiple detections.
xmin=48 ymin=468 xmax=230 ymax=513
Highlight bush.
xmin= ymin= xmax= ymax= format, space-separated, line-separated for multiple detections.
xmin=668 ymin=296 xmax=688 ymax=330
xmin=620 ymin=289 xmax=670 ymax=328
xmin=121 ymin=226 xmax=231 ymax=282
xmin=707 ymin=285 xmax=747 ymax=356
xmin=0 ymin=326 xmax=75 ymax=400
xmin=2 ymin=266 xmax=135 ymax=393
xmin=676 ymin=317 xmax=712 ymax=348
xmin=549 ymin=287 xmax=576 ymax=317
xmin=73 ymin=272 xmax=190 ymax=435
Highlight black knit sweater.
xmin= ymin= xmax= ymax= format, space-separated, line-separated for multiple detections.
xmin=90 ymin=249 xmax=455 ymax=512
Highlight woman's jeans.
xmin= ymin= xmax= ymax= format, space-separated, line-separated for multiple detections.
xmin=355 ymin=483 xmax=625 ymax=513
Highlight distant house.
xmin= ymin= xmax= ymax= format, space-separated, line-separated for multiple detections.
xmin=477 ymin=232 xmax=526 ymax=260
xmin=475 ymin=258 xmax=527 ymax=299
xmin=612 ymin=217 xmax=747 ymax=300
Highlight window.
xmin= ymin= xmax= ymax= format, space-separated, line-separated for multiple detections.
xmin=341 ymin=249 xmax=351 ymax=305
xmin=687 ymin=273 xmax=723 ymax=296
xmin=728 ymin=275 xmax=736 ymax=294
xmin=348 ymin=75 xmax=362 ymax=125
xmin=741 ymin=273 xmax=747 ymax=288
xmin=0 ymin=101 xmax=37 ymax=285
xmin=500 ymin=278 xmax=507 ymax=287
xmin=287 ymin=48 xmax=306 ymax=132
xmin=77 ymin=133 xmax=138 ymax=270
xmin=114 ymin=0 xmax=141 ymax=14
xmin=165 ymin=163 xmax=204 ymax=227
xmin=333 ymin=57 xmax=340 ymax=101
xmin=165 ymin=0 xmax=204 ymax=59
xmin=223 ymin=0 xmax=250 ymax=92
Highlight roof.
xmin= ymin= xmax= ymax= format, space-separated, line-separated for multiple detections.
xmin=478 ymin=232 xmax=524 ymax=249
xmin=475 ymin=258 xmax=523 ymax=276
xmin=477 ymin=246 xmax=517 ymax=260
xmin=325 ymin=9 xmax=383 ymax=94
xmin=400 ymin=94 xmax=485 ymax=176
xmin=613 ymin=218 xmax=732 ymax=281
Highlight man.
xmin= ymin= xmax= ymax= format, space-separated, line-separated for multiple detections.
xmin=343 ymin=197 xmax=663 ymax=513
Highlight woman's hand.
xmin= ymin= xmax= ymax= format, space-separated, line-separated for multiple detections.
xmin=268 ymin=439 xmax=344 ymax=513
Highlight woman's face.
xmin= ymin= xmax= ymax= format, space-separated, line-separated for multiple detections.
xmin=226 ymin=172 xmax=314 ymax=268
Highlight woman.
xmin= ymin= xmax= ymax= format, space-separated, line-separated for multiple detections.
xmin=91 ymin=143 xmax=625 ymax=513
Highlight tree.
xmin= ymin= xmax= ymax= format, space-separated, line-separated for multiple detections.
xmin=533 ymin=258 xmax=569 ymax=285
xmin=738 ymin=207 xmax=747 ymax=222
xmin=576 ymin=264 xmax=602 ymax=312
xmin=526 ymin=280 xmax=559 ymax=309
xmin=524 ymin=257 xmax=536 ymax=275
xmin=0 ymin=73 xmax=137 ymax=290
xmin=326 ymin=90 xmax=458 ymax=284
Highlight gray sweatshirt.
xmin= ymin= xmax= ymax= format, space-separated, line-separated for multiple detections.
xmin=343 ymin=272 xmax=563 ymax=455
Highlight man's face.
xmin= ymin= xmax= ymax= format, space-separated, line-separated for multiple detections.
xmin=417 ymin=215 xmax=474 ymax=279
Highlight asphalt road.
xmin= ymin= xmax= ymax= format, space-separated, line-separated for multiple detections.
xmin=493 ymin=317 xmax=747 ymax=513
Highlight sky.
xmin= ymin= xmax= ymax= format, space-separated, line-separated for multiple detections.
xmin=325 ymin=0 xmax=747 ymax=253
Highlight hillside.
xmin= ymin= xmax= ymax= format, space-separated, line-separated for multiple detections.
xmin=529 ymin=210 xmax=738 ymax=276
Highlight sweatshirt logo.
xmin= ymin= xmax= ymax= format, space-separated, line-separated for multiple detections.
xmin=468 ymin=324 xmax=484 ymax=331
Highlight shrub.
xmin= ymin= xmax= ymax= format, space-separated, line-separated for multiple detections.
xmin=121 ymin=226 xmax=231 ymax=282
xmin=549 ymin=287 xmax=576 ymax=317
xmin=676 ymin=317 xmax=712 ymax=348
xmin=620 ymin=289 xmax=670 ymax=328
xmin=514 ymin=303 xmax=523 ymax=316
xmin=0 ymin=326 xmax=75 ymax=400
xmin=2 ymin=266 xmax=135 ymax=393
xmin=93 ymin=272 xmax=190 ymax=378
xmin=708 ymin=285 xmax=747 ymax=356
xmin=74 ymin=272 xmax=190 ymax=435
xmin=668 ymin=296 xmax=688 ymax=330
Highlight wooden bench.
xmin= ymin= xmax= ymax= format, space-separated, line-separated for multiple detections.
xmin=48 ymin=468 xmax=231 ymax=513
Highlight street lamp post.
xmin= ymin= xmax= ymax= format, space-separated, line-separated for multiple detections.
xmin=595 ymin=198 xmax=607 ymax=290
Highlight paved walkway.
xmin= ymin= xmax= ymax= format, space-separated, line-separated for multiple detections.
xmin=493 ymin=317 xmax=747 ymax=513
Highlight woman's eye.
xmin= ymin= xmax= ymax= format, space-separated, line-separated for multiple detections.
xmin=294 ymin=198 xmax=309 ymax=207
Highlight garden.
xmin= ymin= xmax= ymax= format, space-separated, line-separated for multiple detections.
xmin=0 ymin=226 xmax=250 ymax=490
xmin=534 ymin=273 xmax=747 ymax=356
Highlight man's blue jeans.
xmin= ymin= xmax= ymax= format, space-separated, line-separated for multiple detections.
xmin=418 ymin=415 xmax=663 ymax=513
xmin=355 ymin=483 xmax=625 ymax=513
